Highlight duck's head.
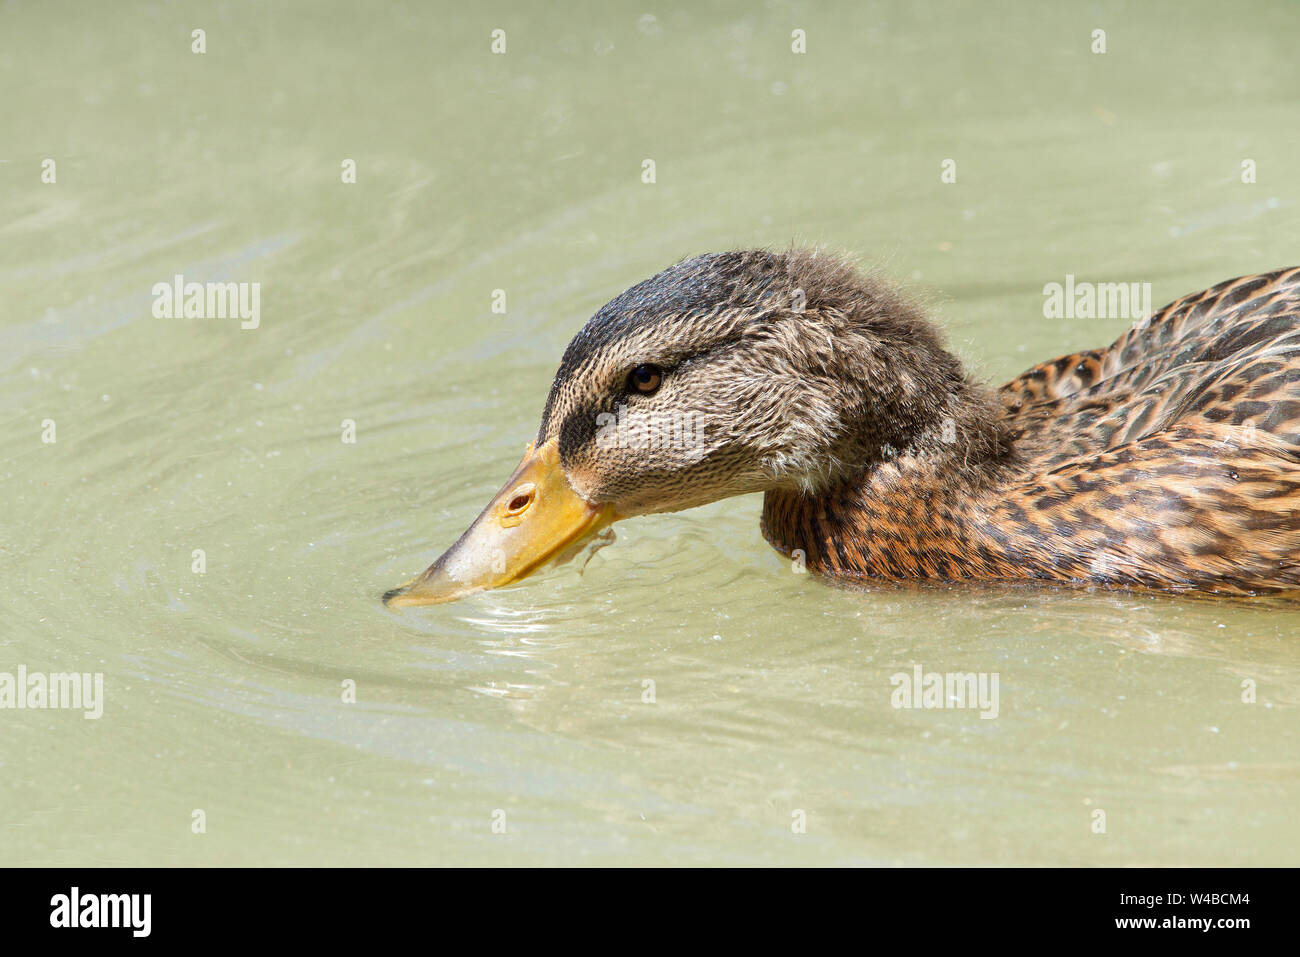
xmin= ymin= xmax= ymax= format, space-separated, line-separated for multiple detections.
xmin=384 ymin=248 xmax=982 ymax=607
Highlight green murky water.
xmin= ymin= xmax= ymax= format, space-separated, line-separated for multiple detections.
xmin=3 ymin=0 xmax=1298 ymax=866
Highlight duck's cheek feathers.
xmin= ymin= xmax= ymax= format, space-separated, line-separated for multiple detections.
xmin=557 ymin=457 xmax=604 ymax=503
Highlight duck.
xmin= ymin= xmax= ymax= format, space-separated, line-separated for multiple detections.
xmin=384 ymin=249 xmax=1300 ymax=606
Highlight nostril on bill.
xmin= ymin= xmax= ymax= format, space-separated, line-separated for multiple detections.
xmin=504 ymin=484 xmax=536 ymax=518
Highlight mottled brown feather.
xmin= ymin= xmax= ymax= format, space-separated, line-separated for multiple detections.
xmin=763 ymin=267 xmax=1300 ymax=595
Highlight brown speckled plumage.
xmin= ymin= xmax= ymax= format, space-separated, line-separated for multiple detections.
xmin=539 ymin=251 xmax=1300 ymax=597
xmin=763 ymin=265 xmax=1300 ymax=595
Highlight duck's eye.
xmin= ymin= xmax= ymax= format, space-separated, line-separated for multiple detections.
xmin=628 ymin=364 xmax=662 ymax=395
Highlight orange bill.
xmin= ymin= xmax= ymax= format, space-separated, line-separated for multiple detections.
xmin=383 ymin=439 xmax=616 ymax=607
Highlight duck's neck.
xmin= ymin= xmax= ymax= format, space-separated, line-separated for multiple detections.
xmin=760 ymin=382 xmax=1028 ymax=581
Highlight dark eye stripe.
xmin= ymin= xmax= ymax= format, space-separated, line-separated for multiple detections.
xmin=557 ymin=410 xmax=599 ymax=461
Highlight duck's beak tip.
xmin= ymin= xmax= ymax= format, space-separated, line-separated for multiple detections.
xmin=380 ymin=585 xmax=410 ymax=607
xmin=383 ymin=438 xmax=616 ymax=609
xmin=380 ymin=572 xmax=486 ymax=608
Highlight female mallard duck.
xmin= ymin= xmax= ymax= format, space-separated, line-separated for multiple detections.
xmin=384 ymin=250 xmax=1300 ymax=606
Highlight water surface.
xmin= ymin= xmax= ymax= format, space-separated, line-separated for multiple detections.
xmin=2 ymin=0 xmax=1298 ymax=865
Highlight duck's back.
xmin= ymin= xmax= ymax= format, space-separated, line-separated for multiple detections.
xmin=1002 ymin=267 xmax=1300 ymax=467
xmin=993 ymin=266 xmax=1300 ymax=593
